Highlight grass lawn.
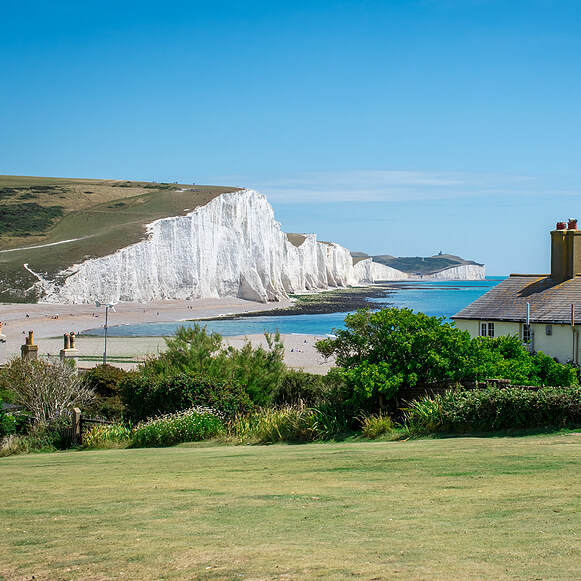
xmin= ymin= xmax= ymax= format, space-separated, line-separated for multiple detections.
xmin=1 ymin=434 xmax=580 ymax=580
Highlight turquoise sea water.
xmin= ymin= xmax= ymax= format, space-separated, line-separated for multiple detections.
xmin=85 ymin=277 xmax=504 ymax=338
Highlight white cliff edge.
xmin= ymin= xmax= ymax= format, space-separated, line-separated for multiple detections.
xmin=353 ymin=259 xmax=410 ymax=282
xmin=32 ymin=189 xmax=482 ymax=304
xmin=35 ymin=190 xmax=367 ymax=304
xmin=423 ymin=264 xmax=485 ymax=280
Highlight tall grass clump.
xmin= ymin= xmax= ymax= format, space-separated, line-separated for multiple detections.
xmin=230 ymin=404 xmax=353 ymax=444
xmin=83 ymin=423 xmax=132 ymax=449
xmin=131 ymin=407 xmax=225 ymax=448
xmin=402 ymin=386 xmax=581 ymax=435
xmin=359 ymin=412 xmax=395 ymax=439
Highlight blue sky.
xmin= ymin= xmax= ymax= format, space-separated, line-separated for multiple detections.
xmin=2 ymin=1 xmax=580 ymax=274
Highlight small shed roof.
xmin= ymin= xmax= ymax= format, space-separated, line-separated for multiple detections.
xmin=452 ymin=275 xmax=581 ymax=324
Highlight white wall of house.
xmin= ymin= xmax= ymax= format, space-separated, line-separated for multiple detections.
xmin=454 ymin=319 xmax=518 ymax=339
xmin=454 ymin=319 xmax=579 ymax=364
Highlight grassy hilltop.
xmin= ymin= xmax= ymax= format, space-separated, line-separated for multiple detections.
xmin=0 ymin=175 xmax=240 ymax=302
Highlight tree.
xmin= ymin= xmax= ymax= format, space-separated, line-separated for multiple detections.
xmin=316 ymin=308 xmax=473 ymax=408
xmin=0 ymin=358 xmax=94 ymax=423
xmin=140 ymin=325 xmax=287 ymax=405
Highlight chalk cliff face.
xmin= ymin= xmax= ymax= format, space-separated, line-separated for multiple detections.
xmin=424 ymin=264 xmax=485 ymax=280
xmin=353 ymin=259 xmax=410 ymax=282
xmin=35 ymin=190 xmax=363 ymax=304
xmin=31 ymin=189 xmax=483 ymax=304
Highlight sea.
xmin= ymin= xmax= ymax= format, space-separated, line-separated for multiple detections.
xmin=85 ymin=277 xmax=505 ymax=338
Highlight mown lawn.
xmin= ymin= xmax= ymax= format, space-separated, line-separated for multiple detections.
xmin=1 ymin=434 xmax=580 ymax=580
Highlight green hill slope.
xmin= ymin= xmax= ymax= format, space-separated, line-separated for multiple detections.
xmin=0 ymin=176 xmax=240 ymax=301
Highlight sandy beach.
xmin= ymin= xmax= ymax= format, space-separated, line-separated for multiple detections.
xmin=0 ymin=298 xmax=335 ymax=374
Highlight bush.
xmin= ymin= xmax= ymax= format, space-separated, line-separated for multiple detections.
xmin=141 ymin=325 xmax=287 ymax=405
xmin=0 ymin=358 xmax=94 ymax=423
xmin=120 ymin=372 xmax=253 ymax=423
xmin=0 ymin=202 xmax=64 ymax=235
xmin=272 ymin=370 xmax=329 ymax=405
xmin=131 ymin=407 xmax=225 ymax=447
xmin=316 ymin=308 xmax=578 ymax=412
xmin=84 ymin=364 xmax=127 ymax=397
xmin=83 ymin=364 xmax=127 ymax=420
xmin=0 ymin=400 xmax=16 ymax=437
xmin=402 ymin=386 xmax=581 ymax=434
xmin=1 ymin=421 xmax=70 ymax=455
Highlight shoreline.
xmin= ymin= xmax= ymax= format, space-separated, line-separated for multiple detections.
xmin=0 ymin=297 xmax=335 ymax=374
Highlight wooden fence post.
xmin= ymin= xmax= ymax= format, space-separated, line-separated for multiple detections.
xmin=72 ymin=407 xmax=82 ymax=444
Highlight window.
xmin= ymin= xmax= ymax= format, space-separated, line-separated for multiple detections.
xmin=523 ymin=324 xmax=532 ymax=343
xmin=545 ymin=325 xmax=552 ymax=336
xmin=480 ymin=322 xmax=495 ymax=337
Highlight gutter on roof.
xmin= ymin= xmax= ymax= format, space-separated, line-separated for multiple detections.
xmin=452 ymin=315 xmax=575 ymax=325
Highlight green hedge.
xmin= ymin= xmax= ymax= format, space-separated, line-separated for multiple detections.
xmin=403 ymin=386 xmax=581 ymax=434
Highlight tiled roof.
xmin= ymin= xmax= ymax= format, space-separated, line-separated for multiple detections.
xmin=452 ymin=275 xmax=581 ymax=324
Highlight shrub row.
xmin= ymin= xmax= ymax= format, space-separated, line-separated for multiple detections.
xmin=403 ymin=386 xmax=581 ymax=434
xmin=81 ymin=403 xmax=356 ymax=448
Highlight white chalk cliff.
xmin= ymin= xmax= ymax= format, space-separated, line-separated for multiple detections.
xmin=424 ymin=264 xmax=485 ymax=280
xmin=34 ymin=190 xmax=375 ymax=304
xmin=31 ymin=189 xmax=483 ymax=304
xmin=353 ymin=259 xmax=410 ymax=282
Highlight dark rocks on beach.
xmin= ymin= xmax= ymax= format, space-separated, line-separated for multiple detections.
xmin=201 ymin=285 xmax=396 ymax=321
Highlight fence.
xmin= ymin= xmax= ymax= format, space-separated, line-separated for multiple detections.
xmin=58 ymin=408 xmax=113 ymax=444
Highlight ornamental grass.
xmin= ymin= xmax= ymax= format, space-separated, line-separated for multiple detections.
xmin=229 ymin=404 xmax=352 ymax=443
xmin=83 ymin=423 xmax=133 ymax=449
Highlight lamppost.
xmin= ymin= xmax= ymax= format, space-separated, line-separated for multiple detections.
xmin=96 ymin=301 xmax=116 ymax=365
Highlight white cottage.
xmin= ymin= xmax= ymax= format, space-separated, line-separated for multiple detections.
xmin=453 ymin=220 xmax=581 ymax=364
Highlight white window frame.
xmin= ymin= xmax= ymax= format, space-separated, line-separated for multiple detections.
xmin=480 ymin=322 xmax=495 ymax=337
xmin=523 ymin=324 xmax=532 ymax=343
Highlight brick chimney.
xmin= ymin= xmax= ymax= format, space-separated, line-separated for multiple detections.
xmin=551 ymin=219 xmax=581 ymax=282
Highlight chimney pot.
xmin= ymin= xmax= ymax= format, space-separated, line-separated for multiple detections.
xmin=557 ymin=221 xmax=567 ymax=230
xmin=568 ymin=218 xmax=578 ymax=230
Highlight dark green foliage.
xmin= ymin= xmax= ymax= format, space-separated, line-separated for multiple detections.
xmin=0 ymin=399 xmax=17 ymax=436
xmin=273 ymin=370 xmax=348 ymax=406
xmin=0 ymin=203 xmax=64 ymax=235
xmin=142 ymin=325 xmax=286 ymax=405
xmin=120 ymin=372 xmax=253 ymax=423
xmin=273 ymin=370 xmax=328 ymax=405
xmin=84 ymin=364 xmax=127 ymax=397
xmin=403 ymin=386 xmax=581 ymax=434
xmin=317 ymin=308 xmax=578 ymax=411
